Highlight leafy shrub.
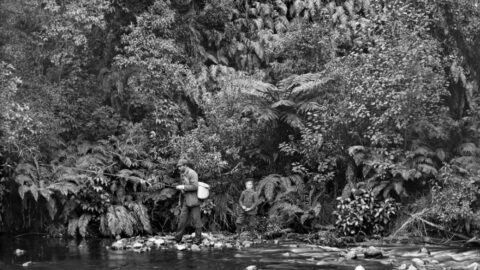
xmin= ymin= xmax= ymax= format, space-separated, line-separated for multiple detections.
xmin=426 ymin=165 xmax=480 ymax=231
xmin=334 ymin=189 xmax=398 ymax=236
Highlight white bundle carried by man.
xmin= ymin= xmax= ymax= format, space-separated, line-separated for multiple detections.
xmin=197 ymin=182 xmax=210 ymax=199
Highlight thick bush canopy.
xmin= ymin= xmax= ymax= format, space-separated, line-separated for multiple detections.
xmin=0 ymin=0 xmax=480 ymax=239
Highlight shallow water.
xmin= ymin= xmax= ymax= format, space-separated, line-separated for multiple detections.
xmin=0 ymin=236 xmax=478 ymax=270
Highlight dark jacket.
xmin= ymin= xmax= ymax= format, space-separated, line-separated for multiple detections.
xmin=239 ymin=189 xmax=258 ymax=215
xmin=181 ymin=167 xmax=199 ymax=207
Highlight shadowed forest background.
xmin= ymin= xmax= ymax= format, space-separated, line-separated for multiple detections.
xmin=1 ymin=0 xmax=480 ymax=241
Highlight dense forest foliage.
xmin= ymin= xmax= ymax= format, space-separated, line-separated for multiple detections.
xmin=1 ymin=0 xmax=480 ymax=240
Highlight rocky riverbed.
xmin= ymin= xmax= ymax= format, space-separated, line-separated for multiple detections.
xmin=1 ymin=234 xmax=479 ymax=270
xmin=109 ymin=233 xmax=480 ymax=270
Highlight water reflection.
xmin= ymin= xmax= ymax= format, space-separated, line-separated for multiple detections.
xmin=0 ymin=236 xmax=478 ymax=270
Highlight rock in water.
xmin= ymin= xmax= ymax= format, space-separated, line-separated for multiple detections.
xmin=111 ymin=240 xmax=126 ymax=250
xmin=419 ymin=247 xmax=430 ymax=255
xmin=364 ymin=246 xmax=383 ymax=258
xmin=354 ymin=265 xmax=365 ymax=270
xmin=345 ymin=250 xmax=357 ymax=260
xmin=132 ymin=242 xmax=143 ymax=249
xmin=22 ymin=261 xmax=32 ymax=267
xmin=407 ymin=265 xmax=417 ymax=270
xmin=191 ymin=244 xmax=201 ymax=251
xmin=14 ymin=249 xmax=25 ymax=256
xmin=245 ymin=266 xmax=257 ymax=270
xmin=176 ymin=244 xmax=187 ymax=251
xmin=411 ymin=258 xmax=425 ymax=268
xmin=398 ymin=264 xmax=407 ymax=270
xmin=213 ymin=242 xmax=224 ymax=249
xmin=242 ymin=241 xmax=253 ymax=248
xmin=466 ymin=262 xmax=480 ymax=270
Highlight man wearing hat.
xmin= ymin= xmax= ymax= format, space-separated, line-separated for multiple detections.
xmin=174 ymin=158 xmax=202 ymax=244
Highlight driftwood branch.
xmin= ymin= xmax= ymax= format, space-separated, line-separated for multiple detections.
xmin=391 ymin=210 xmax=470 ymax=241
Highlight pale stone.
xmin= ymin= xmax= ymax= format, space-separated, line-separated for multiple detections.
xmin=14 ymin=249 xmax=25 ymax=256
xmin=407 ymin=265 xmax=417 ymax=270
xmin=22 ymin=261 xmax=32 ymax=267
xmin=245 ymin=266 xmax=257 ymax=270
xmin=191 ymin=244 xmax=201 ymax=251
xmin=345 ymin=250 xmax=357 ymax=260
xmin=411 ymin=258 xmax=425 ymax=268
xmin=354 ymin=265 xmax=365 ymax=270
xmin=176 ymin=244 xmax=187 ymax=251
xmin=132 ymin=242 xmax=143 ymax=249
xmin=364 ymin=246 xmax=383 ymax=258
xmin=242 ymin=241 xmax=253 ymax=248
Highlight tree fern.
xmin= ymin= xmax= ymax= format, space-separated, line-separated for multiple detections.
xmin=456 ymin=142 xmax=479 ymax=156
xmin=257 ymin=174 xmax=305 ymax=202
xmin=78 ymin=214 xmax=93 ymax=237
xmin=68 ymin=217 xmax=79 ymax=237
xmin=127 ymin=202 xmax=152 ymax=234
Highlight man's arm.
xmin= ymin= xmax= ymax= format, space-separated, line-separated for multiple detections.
xmin=183 ymin=169 xmax=199 ymax=191
xmin=239 ymin=191 xmax=245 ymax=209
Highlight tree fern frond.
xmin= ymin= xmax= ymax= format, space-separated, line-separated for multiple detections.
xmin=288 ymin=174 xmax=305 ymax=192
xmin=68 ymin=217 xmax=79 ymax=237
xmin=278 ymin=72 xmax=338 ymax=103
xmin=15 ymin=175 xmax=32 ymax=185
xmin=271 ymin=99 xmax=296 ymax=109
xmin=456 ymin=142 xmax=479 ymax=156
xmin=127 ymin=202 xmax=152 ymax=234
xmin=280 ymin=113 xmax=304 ymax=129
xmin=296 ymin=101 xmax=321 ymax=114
xmin=78 ymin=214 xmax=93 ymax=237
xmin=257 ymin=108 xmax=279 ymax=123
xmin=29 ymin=184 xmax=39 ymax=201
xmin=48 ymin=182 xmax=80 ymax=196
xmin=413 ymin=146 xmax=434 ymax=157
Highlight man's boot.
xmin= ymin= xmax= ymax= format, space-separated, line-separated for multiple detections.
xmin=174 ymin=232 xmax=183 ymax=243
xmin=193 ymin=228 xmax=202 ymax=245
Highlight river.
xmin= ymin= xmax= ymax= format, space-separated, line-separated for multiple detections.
xmin=0 ymin=236 xmax=479 ymax=270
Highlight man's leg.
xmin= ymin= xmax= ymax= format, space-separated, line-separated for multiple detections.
xmin=191 ymin=205 xmax=202 ymax=244
xmin=175 ymin=205 xmax=189 ymax=243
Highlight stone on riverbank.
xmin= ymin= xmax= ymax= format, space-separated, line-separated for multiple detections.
xmin=345 ymin=250 xmax=357 ymax=260
xmin=411 ymin=258 xmax=425 ymax=269
xmin=364 ymin=246 xmax=383 ymax=258
xmin=354 ymin=265 xmax=365 ymax=270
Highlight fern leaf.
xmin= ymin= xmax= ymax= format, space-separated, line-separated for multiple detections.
xmin=46 ymin=197 xmax=57 ymax=220
xmin=413 ymin=146 xmax=434 ymax=157
xmin=271 ymin=99 xmax=296 ymax=109
xmin=99 ymin=215 xmax=109 ymax=236
xmin=297 ymin=101 xmax=320 ymax=113
xmin=78 ymin=214 xmax=92 ymax=237
xmin=29 ymin=184 xmax=39 ymax=201
xmin=15 ymin=175 xmax=32 ymax=185
xmin=18 ymin=185 xmax=29 ymax=200
xmin=417 ymin=164 xmax=438 ymax=175
xmin=68 ymin=217 xmax=79 ymax=237
xmin=280 ymin=113 xmax=303 ymax=129
xmin=456 ymin=143 xmax=478 ymax=156
xmin=128 ymin=202 xmax=152 ymax=234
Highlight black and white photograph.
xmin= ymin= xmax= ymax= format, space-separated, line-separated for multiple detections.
xmin=1 ymin=0 xmax=480 ymax=269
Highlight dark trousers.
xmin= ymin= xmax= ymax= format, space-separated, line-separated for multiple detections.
xmin=175 ymin=204 xmax=202 ymax=241
xmin=236 ymin=211 xmax=257 ymax=232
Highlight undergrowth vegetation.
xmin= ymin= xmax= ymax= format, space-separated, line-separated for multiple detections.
xmin=1 ymin=0 xmax=480 ymax=240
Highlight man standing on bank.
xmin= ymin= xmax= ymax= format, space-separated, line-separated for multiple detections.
xmin=174 ymin=158 xmax=202 ymax=244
